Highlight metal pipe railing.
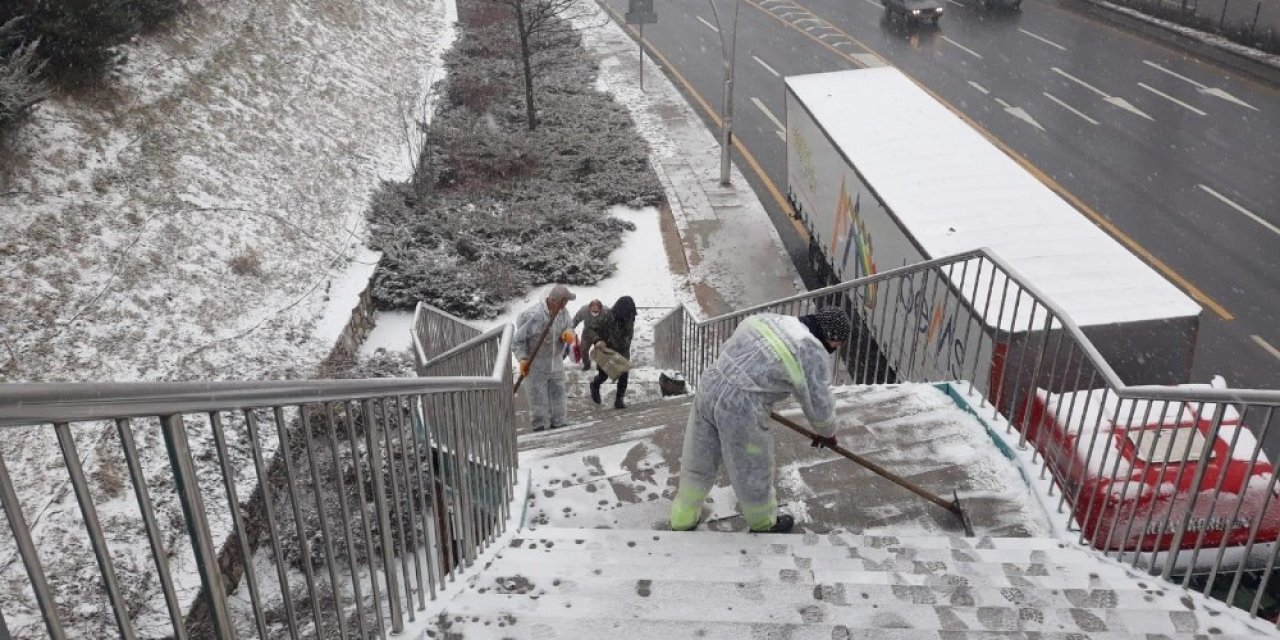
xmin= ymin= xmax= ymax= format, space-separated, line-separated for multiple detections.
xmin=650 ymin=247 xmax=1280 ymax=623
xmin=0 ymin=301 xmax=517 ymax=638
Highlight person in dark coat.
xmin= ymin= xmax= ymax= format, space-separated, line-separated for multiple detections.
xmin=590 ymin=295 xmax=636 ymax=409
xmin=572 ymin=299 xmax=609 ymax=371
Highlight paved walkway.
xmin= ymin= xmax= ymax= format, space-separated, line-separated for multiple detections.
xmin=574 ymin=4 xmax=804 ymax=318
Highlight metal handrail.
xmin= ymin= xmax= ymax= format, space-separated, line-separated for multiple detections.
xmin=656 ymin=247 xmax=1280 ymax=624
xmin=0 ymin=376 xmax=502 ymax=428
xmin=664 ymin=247 xmax=1279 ymax=402
xmin=0 ymin=300 xmax=518 ymax=639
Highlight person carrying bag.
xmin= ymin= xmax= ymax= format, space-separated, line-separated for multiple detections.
xmin=589 ymin=296 xmax=636 ymax=409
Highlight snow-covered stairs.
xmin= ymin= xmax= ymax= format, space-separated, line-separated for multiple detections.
xmin=421 ymin=383 xmax=1280 ymax=639
xmin=426 ymin=526 xmax=1272 ymax=639
xmin=516 ymin=383 xmax=1049 ymax=536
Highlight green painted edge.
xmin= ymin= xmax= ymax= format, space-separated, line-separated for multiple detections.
xmin=934 ymin=381 xmax=1036 ymax=493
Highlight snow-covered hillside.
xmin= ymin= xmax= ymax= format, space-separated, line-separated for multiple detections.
xmin=0 ymin=0 xmax=455 ymax=636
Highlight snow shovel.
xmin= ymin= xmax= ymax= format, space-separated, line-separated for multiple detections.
xmin=513 ymin=298 xmax=567 ymax=395
xmin=770 ymin=412 xmax=975 ymax=537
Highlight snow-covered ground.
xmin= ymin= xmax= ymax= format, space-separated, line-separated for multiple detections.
xmin=362 ymin=204 xmax=682 ymax=357
xmin=0 ymin=0 xmax=456 ymax=636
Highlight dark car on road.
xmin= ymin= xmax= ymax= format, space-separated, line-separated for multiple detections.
xmin=883 ymin=0 xmax=944 ymax=26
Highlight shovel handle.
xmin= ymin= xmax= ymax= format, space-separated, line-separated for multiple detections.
xmin=769 ymin=412 xmax=963 ymax=517
xmin=513 ymin=298 xmax=568 ymax=395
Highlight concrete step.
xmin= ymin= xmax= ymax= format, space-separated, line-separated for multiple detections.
xmin=489 ymin=545 xmax=1144 ymax=587
xmin=516 ymin=526 xmax=1072 ymax=552
xmin=480 ymin=555 xmax=1182 ymax=591
xmin=435 ymin=592 xmax=1259 ymax=636
xmin=497 ymin=534 xmax=1140 ymax=577
xmin=518 ymin=396 xmax=692 ymax=455
xmin=466 ymin=571 xmax=1200 ymax=612
xmin=428 ymin=613 xmax=1259 ymax=640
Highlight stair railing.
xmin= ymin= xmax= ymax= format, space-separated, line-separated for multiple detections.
xmin=0 ymin=301 xmax=516 ymax=639
xmin=655 ymin=247 xmax=1280 ymax=624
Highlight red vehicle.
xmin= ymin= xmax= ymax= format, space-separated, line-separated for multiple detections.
xmin=1025 ymin=378 xmax=1280 ymax=553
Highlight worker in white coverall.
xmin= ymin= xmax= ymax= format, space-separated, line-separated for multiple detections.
xmin=514 ymin=285 xmax=577 ymax=432
xmin=670 ymin=307 xmax=851 ymax=533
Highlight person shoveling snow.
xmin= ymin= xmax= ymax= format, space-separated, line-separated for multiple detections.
xmin=670 ymin=308 xmax=851 ymax=533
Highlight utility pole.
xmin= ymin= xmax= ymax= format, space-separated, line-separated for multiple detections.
xmin=708 ymin=0 xmax=739 ymax=186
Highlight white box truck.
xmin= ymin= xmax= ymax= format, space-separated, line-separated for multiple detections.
xmin=784 ymin=67 xmax=1201 ymax=391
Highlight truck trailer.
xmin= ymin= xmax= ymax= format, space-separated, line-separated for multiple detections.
xmin=784 ymin=67 xmax=1202 ymax=392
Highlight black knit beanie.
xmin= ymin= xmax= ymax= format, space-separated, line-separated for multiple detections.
xmin=800 ymin=307 xmax=851 ymax=353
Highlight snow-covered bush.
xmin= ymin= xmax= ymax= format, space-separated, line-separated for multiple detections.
xmin=0 ymin=0 xmax=184 ymax=82
xmin=0 ymin=18 xmax=46 ymax=132
xmin=368 ymin=0 xmax=660 ymax=319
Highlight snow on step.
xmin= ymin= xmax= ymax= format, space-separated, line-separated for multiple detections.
xmin=519 ymin=526 xmax=1071 ymax=552
xmin=492 ymin=543 xmax=1142 ymax=585
xmin=428 ymin=614 xmax=1257 ymax=640
xmin=509 ymin=529 xmax=1092 ymax=567
xmin=435 ymin=591 xmax=1258 ymax=636
xmin=472 ymin=570 xmax=1204 ymax=612
xmin=485 ymin=556 xmax=1167 ymax=591
xmin=519 ymin=383 xmax=1049 ymax=536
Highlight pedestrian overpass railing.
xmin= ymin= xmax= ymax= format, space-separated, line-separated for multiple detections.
xmin=0 ymin=301 xmax=516 ymax=639
xmin=654 ymin=247 xmax=1280 ymax=624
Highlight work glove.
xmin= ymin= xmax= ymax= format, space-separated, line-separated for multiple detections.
xmin=595 ymin=340 xmax=607 ymax=350
xmin=810 ymin=435 xmax=838 ymax=450
xmin=561 ymin=330 xmax=576 ymax=345
xmin=518 ymin=360 xmax=530 ymax=377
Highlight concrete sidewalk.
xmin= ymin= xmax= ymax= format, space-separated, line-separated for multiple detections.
xmin=573 ymin=3 xmax=804 ymax=319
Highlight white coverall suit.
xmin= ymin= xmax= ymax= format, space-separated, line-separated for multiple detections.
xmin=670 ymin=314 xmax=838 ymax=531
xmin=514 ymin=300 xmax=573 ymax=429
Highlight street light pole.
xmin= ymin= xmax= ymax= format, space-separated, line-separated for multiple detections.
xmin=708 ymin=0 xmax=739 ymax=186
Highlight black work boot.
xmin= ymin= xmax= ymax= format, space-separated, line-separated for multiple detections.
xmin=752 ymin=514 xmax=794 ymax=534
xmin=589 ymin=380 xmax=602 ymax=405
xmin=614 ymin=394 xmax=627 ymax=410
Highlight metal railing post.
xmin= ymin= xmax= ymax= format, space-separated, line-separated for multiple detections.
xmin=158 ymin=414 xmax=232 ymax=639
xmin=0 ymin=448 xmax=66 ymax=640
xmin=364 ymin=399 xmax=405 ymax=632
xmin=116 ymin=418 xmax=187 ymax=639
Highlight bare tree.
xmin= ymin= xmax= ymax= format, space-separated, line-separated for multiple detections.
xmin=487 ymin=0 xmax=583 ymax=131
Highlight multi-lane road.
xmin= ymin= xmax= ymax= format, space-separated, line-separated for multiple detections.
xmin=601 ymin=0 xmax=1280 ymax=389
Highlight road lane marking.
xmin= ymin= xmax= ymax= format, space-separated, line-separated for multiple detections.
xmin=1197 ymin=184 xmax=1280 ymax=236
xmin=1018 ymin=28 xmax=1067 ymax=51
xmin=1137 ymin=82 xmax=1206 ymax=116
xmin=1254 ymin=335 xmax=1280 ymax=361
xmin=1043 ymin=92 xmax=1100 ymax=125
xmin=995 ymin=98 xmax=1045 ymax=131
xmin=947 ymin=0 xmax=963 ymax=5
xmin=967 ymin=81 xmax=990 ymax=95
xmin=1052 ymin=67 xmax=1109 ymax=98
xmin=711 ymin=0 xmax=1234 ymax=320
xmin=753 ymin=55 xmax=781 ymax=77
xmin=745 ymin=0 xmax=886 ymax=66
xmin=697 ymin=16 xmax=719 ymax=32
xmin=1052 ymin=67 xmax=1153 ymax=120
xmin=941 ymin=36 xmax=983 ymax=59
xmin=752 ymin=97 xmax=787 ymax=131
xmin=598 ymin=2 xmax=809 ymax=243
xmin=1142 ymin=60 xmax=1259 ymax=110
xmin=863 ymin=0 xmax=882 ymax=5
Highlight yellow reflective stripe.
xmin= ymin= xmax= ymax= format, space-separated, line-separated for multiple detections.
xmin=742 ymin=500 xmax=778 ymax=531
xmin=745 ymin=442 xmax=763 ymax=456
xmin=748 ymin=317 xmax=805 ymax=390
xmin=670 ymin=485 xmax=710 ymax=531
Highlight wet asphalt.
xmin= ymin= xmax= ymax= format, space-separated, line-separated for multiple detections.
xmin=600 ymin=0 xmax=1280 ymax=390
